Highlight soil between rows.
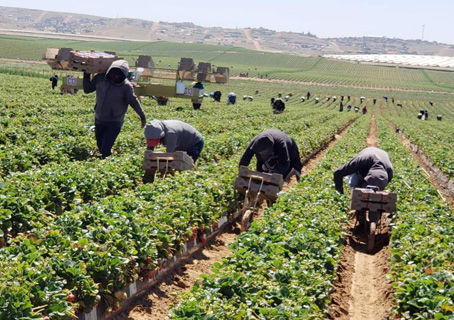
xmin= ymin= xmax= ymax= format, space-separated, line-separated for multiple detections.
xmin=328 ymin=113 xmax=394 ymax=320
xmin=115 ymin=120 xmax=356 ymax=320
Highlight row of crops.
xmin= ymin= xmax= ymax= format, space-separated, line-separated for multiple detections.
xmin=168 ymin=111 xmax=454 ymax=319
xmin=0 ymin=73 xmax=359 ymax=319
xmin=2 ymin=67 xmax=454 ymax=319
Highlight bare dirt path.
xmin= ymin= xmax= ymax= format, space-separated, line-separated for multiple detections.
xmin=243 ymin=28 xmax=263 ymax=51
xmin=329 ymin=112 xmax=394 ymax=320
xmin=63 ymin=15 xmax=73 ymax=24
xmin=147 ymin=22 xmax=160 ymax=40
xmin=34 ymin=11 xmax=47 ymax=23
xmin=366 ymin=112 xmax=378 ymax=147
xmin=330 ymin=41 xmax=343 ymax=53
xmin=116 ymin=120 xmax=357 ymax=320
xmin=120 ymin=231 xmax=237 ymax=320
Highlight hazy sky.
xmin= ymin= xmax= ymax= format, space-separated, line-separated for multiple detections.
xmin=1 ymin=0 xmax=452 ymax=44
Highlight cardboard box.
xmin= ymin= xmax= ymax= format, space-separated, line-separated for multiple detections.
xmin=69 ymin=50 xmax=120 ymax=73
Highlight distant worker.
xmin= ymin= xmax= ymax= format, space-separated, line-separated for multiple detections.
xmin=83 ymin=60 xmax=146 ymax=159
xmin=307 ymin=91 xmax=311 ymax=100
xmin=339 ymin=102 xmax=344 ymax=112
xmin=362 ymin=106 xmax=368 ymax=114
xmin=227 ymin=92 xmax=237 ymax=105
xmin=144 ymin=119 xmax=204 ymax=162
xmin=209 ymin=91 xmax=221 ymax=102
xmin=272 ymin=98 xmax=285 ymax=114
xmin=333 ymin=147 xmax=394 ymax=194
xmin=373 ymin=98 xmax=377 ymax=105
xmin=347 ymin=104 xmax=352 ymax=112
xmin=192 ymin=81 xmax=204 ymax=110
xmin=49 ymin=74 xmax=58 ymax=90
xmin=240 ymin=129 xmax=302 ymax=180
xmin=354 ymin=106 xmax=359 ymax=113
xmin=424 ymin=110 xmax=429 ymax=120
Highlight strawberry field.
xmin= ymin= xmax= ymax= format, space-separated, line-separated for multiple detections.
xmin=2 ymin=41 xmax=454 ymax=320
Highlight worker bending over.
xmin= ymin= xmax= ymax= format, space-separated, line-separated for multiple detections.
xmin=333 ymin=147 xmax=393 ymax=194
xmin=240 ymin=129 xmax=302 ymax=180
xmin=144 ymin=119 xmax=204 ymax=162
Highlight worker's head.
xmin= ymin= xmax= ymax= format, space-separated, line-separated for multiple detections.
xmin=364 ymin=168 xmax=389 ymax=191
xmin=144 ymin=120 xmax=165 ymax=147
xmin=107 ymin=68 xmax=126 ymax=84
xmin=106 ymin=60 xmax=129 ymax=84
xmin=252 ymin=136 xmax=274 ymax=159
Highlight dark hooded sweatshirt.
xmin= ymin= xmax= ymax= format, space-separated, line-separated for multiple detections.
xmin=83 ymin=60 xmax=145 ymax=124
xmin=334 ymin=147 xmax=394 ymax=194
xmin=239 ymin=129 xmax=302 ymax=177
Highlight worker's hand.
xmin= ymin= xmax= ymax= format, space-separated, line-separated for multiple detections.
xmin=141 ymin=118 xmax=147 ymax=128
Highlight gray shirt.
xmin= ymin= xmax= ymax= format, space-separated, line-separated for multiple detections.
xmin=153 ymin=120 xmax=203 ymax=152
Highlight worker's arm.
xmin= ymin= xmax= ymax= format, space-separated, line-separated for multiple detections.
xmin=333 ymin=159 xmax=360 ymax=194
xmin=126 ymin=83 xmax=146 ymax=126
xmin=83 ymin=72 xmax=99 ymax=94
xmin=239 ymin=142 xmax=255 ymax=168
xmin=165 ymin=132 xmax=178 ymax=153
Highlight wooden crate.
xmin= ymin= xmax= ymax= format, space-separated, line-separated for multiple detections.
xmin=43 ymin=47 xmax=72 ymax=70
xmin=136 ymin=55 xmax=155 ymax=69
xmin=143 ymin=151 xmax=194 ymax=172
xmin=197 ymin=62 xmax=211 ymax=73
xmin=69 ymin=50 xmax=120 ymax=73
xmin=350 ymin=188 xmax=397 ymax=212
xmin=238 ymin=166 xmax=284 ymax=188
xmin=178 ymin=58 xmax=195 ymax=71
xmin=234 ymin=166 xmax=284 ymax=201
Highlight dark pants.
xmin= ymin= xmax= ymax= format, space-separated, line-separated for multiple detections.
xmin=186 ymin=139 xmax=204 ymax=162
xmin=95 ymin=121 xmax=123 ymax=159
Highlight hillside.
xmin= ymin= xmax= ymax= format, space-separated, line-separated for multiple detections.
xmin=1 ymin=6 xmax=454 ymax=56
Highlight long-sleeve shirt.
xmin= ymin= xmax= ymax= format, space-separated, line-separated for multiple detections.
xmin=239 ymin=129 xmax=302 ymax=177
xmin=334 ymin=147 xmax=394 ymax=194
xmin=157 ymin=120 xmax=203 ymax=153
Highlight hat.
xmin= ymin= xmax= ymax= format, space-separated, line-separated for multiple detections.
xmin=364 ymin=168 xmax=388 ymax=191
xmin=144 ymin=120 xmax=165 ymax=139
xmin=251 ymin=136 xmax=274 ymax=154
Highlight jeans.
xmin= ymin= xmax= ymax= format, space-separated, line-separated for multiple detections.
xmin=186 ymin=139 xmax=204 ymax=162
xmin=95 ymin=121 xmax=123 ymax=159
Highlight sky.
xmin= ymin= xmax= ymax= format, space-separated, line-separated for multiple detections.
xmin=0 ymin=0 xmax=453 ymax=44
